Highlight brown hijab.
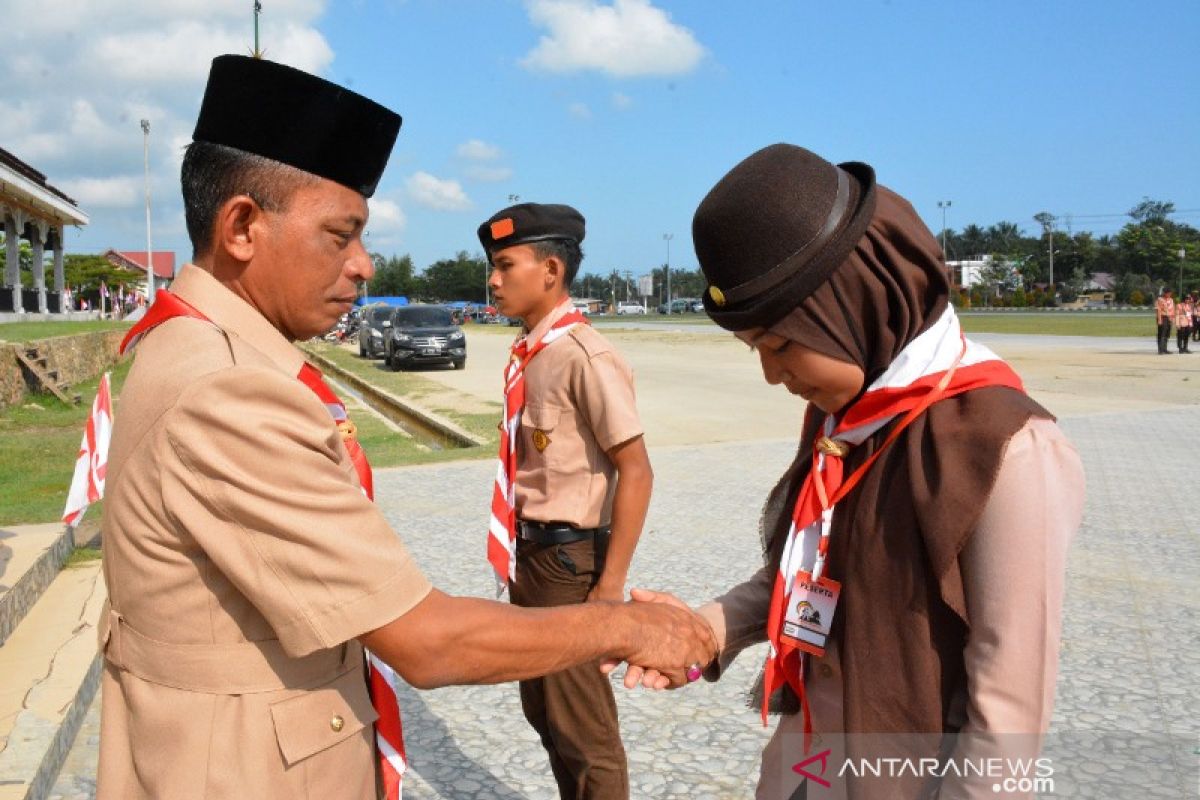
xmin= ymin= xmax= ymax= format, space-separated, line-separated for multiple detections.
xmin=754 ymin=187 xmax=1051 ymax=788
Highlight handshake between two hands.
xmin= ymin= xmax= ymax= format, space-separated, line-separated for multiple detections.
xmin=597 ymin=588 xmax=719 ymax=692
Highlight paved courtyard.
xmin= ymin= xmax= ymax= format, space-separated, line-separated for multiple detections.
xmin=48 ymin=331 xmax=1198 ymax=798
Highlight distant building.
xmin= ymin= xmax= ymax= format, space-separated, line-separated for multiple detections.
xmin=0 ymin=147 xmax=90 ymax=314
xmin=103 ymin=250 xmax=176 ymax=296
xmin=947 ymin=256 xmax=993 ymax=288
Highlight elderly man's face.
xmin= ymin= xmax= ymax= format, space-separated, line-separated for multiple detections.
xmin=248 ymin=179 xmax=372 ymax=341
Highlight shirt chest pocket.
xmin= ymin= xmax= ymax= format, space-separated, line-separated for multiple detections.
xmin=521 ymin=404 xmax=563 ymax=467
xmin=270 ymin=666 xmax=378 ymax=774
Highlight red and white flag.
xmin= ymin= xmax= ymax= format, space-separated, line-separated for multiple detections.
xmin=62 ymin=373 xmax=114 ymax=527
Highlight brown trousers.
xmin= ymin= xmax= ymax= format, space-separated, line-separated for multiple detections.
xmin=509 ymin=537 xmax=629 ymax=800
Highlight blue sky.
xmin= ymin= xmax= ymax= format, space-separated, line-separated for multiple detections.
xmin=6 ymin=0 xmax=1197 ymax=278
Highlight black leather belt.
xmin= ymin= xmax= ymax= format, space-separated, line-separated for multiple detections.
xmin=517 ymin=520 xmax=611 ymax=545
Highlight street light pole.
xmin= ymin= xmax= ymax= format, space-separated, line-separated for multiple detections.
xmin=140 ymin=119 xmax=155 ymax=305
xmin=663 ymin=233 xmax=673 ymax=313
xmin=253 ymin=1 xmax=263 ymax=57
xmin=937 ymin=200 xmax=952 ymax=256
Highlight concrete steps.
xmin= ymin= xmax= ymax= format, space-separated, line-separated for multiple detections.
xmin=0 ymin=526 xmax=104 ymax=800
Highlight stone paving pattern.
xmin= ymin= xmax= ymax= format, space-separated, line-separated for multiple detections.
xmin=50 ymin=409 xmax=1198 ymax=798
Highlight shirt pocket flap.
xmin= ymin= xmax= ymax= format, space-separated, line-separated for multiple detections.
xmin=270 ymin=666 xmax=378 ymax=766
xmin=522 ymin=404 xmax=561 ymax=432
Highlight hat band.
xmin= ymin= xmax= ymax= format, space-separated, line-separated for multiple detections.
xmin=715 ymin=167 xmax=851 ymax=306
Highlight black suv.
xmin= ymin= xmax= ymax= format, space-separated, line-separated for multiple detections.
xmin=358 ymin=303 xmax=396 ymax=358
xmin=385 ymin=305 xmax=467 ymax=371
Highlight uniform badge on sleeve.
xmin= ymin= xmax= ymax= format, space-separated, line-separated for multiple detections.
xmin=532 ymin=429 xmax=551 ymax=453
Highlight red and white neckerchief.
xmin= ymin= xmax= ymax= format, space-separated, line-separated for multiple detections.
xmin=121 ymin=290 xmax=408 ymax=798
xmin=760 ymin=306 xmax=1026 ymax=753
xmin=488 ymin=298 xmax=589 ymax=588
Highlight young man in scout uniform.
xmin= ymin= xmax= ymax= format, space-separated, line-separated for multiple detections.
xmin=480 ymin=203 xmax=654 ymax=800
xmin=98 ymin=56 xmax=715 ymax=800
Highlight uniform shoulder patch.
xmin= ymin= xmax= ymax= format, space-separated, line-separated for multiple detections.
xmin=568 ymin=324 xmax=613 ymax=359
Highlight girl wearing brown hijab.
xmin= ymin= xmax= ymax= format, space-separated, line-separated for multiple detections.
xmin=631 ymin=145 xmax=1084 ymax=799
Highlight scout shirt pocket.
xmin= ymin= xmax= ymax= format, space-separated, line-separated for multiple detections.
xmin=270 ymin=665 xmax=378 ymax=795
xmin=519 ymin=404 xmax=562 ymax=507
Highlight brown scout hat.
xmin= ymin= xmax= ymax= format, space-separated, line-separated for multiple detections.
xmin=692 ymin=143 xmax=877 ymax=331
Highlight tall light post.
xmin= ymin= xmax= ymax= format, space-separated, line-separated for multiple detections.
xmin=663 ymin=233 xmax=673 ymax=313
xmin=937 ymin=200 xmax=952 ymax=257
xmin=141 ymin=119 xmax=155 ymax=305
xmin=253 ymin=1 xmax=263 ymax=57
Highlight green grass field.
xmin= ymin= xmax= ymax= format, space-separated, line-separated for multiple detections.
xmin=0 ymin=320 xmax=131 ymax=342
xmin=299 ymin=342 xmax=501 ymax=467
xmin=0 ymin=344 xmax=499 ymax=525
xmin=957 ymin=312 xmax=1155 ymax=337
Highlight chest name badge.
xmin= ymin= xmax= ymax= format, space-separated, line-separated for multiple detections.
xmin=532 ymin=429 xmax=551 ymax=453
xmin=781 ymin=571 xmax=842 ymax=657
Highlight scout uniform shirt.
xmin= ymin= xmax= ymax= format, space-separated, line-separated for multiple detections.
xmin=515 ymin=303 xmax=642 ymax=528
xmin=98 ymin=265 xmax=431 ymax=799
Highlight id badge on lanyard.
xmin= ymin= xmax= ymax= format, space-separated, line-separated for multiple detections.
xmin=781 ymin=570 xmax=841 ymax=657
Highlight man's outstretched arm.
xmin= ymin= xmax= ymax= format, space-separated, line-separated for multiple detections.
xmin=360 ymin=587 xmax=716 ymax=690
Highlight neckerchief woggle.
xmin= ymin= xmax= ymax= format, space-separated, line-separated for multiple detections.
xmin=761 ymin=306 xmax=1026 ymax=755
xmin=488 ymin=297 xmax=589 ymax=590
xmin=120 ymin=289 xmax=407 ymax=798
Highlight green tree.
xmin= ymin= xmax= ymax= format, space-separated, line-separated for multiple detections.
xmin=367 ymin=253 xmax=417 ymax=297
xmin=421 ymin=251 xmax=488 ymax=303
xmin=959 ymin=224 xmax=988 ymax=260
xmin=0 ymin=235 xmax=35 ymax=286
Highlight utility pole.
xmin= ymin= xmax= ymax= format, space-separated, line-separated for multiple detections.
xmin=1036 ymin=212 xmax=1057 ymax=301
xmin=253 ymin=2 xmax=263 ymax=57
xmin=663 ymin=233 xmax=673 ymax=313
xmin=937 ymin=200 xmax=952 ymax=284
xmin=141 ymin=119 xmax=155 ymax=305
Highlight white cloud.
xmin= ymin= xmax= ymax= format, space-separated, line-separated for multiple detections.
xmin=406 ymin=172 xmax=472 ymax=211
xmin=456 ymin=139 xmax=503 ymax=161
xmin=368 ymin=197 xmax=408 ymax=234
xmin=463 ymin=165 xmax=515 ymax=183
xmin=612 ymin=91 xmax=633 ymax=110
xmin=0 ymin=1 xmax=333 ymax=252
xmin=568 ymin=101 xmax=593 ymax=120
xmin=521 ymin=0 xmax=706 ymax=78
xmin=58 ymin=176 xmax=142 ymax=209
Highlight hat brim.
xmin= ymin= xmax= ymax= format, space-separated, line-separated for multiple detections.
xmin=703 ymin=161 xmax=877 ymax=332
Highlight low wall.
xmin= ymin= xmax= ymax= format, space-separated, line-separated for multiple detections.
xmin=0 ymin=331 xmax=125 ymax=409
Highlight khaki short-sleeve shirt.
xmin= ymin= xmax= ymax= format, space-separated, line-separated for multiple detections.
xmin=98 ymin=265 xmax=431 ymax=799
xmin=515 ymin=304 xmax=643 ymax=528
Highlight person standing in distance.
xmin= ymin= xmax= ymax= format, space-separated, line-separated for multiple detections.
xmin=1156 ymin=288 xmax=1175 ymax=354
xmin=481 ymin=203 xmax=655 ymax=800
xmin=97 ymin=56 xmax=715 ymax=800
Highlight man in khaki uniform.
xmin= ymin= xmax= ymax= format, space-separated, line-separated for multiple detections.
xmin=479 ymin=204 xmax=654 ymax=799
xmin=98 ymin=56 xmax=716 ymax=800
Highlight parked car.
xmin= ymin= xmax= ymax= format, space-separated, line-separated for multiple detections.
xmin=616 ymin=302 xmax=646 ymax=315
xmin=689 ymin=299 xmax=705 ymax=313
xmin=656 ymin=298 xmax=694 ymax=314
xmin=385 ymin=305 xmax=467 ymax=371
xmin=358 ymin=303 xmax=397 ymax=358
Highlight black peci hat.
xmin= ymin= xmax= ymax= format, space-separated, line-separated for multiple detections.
xmin=478 ymin=203 xmax=585 ymax=256
xmin=192 ymin=55 xmax=402 ymax=198
xmin=693 ymin=143 xmax=877 ymax=331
